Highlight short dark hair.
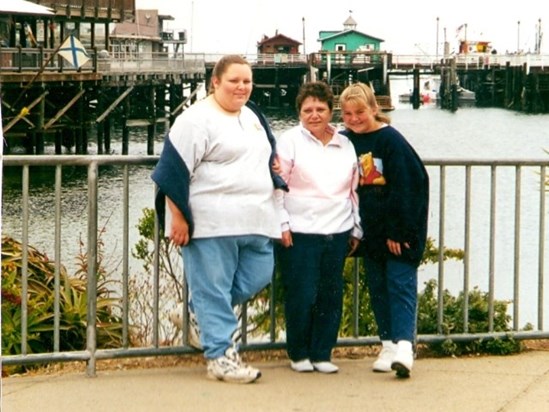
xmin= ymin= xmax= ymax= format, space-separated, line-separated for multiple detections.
xmin=295 ymin=81 xmax=334 ymax=112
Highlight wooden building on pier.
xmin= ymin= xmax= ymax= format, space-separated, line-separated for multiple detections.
xmin=1 ymin=1 xmax=204 ymax=155
xmin=316 ymin=13 xmax=392 ymax=110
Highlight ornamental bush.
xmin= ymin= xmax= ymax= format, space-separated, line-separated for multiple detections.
xmin=1 ymin=235 xmax=123 ymax=373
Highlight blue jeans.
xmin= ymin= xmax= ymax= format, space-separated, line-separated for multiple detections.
xmin=278 ymin=231 xmax=350 ymax=362
xmin=364 ymin=256 xmax=418 ymax=342
xmin=181 ymin=235 xmax=274 ymax=359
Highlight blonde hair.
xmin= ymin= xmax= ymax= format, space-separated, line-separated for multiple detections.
xmin=339 ymin=82 xmax=391 ymax=124
xmin=208 ymin=55 xmax=251 ymax=94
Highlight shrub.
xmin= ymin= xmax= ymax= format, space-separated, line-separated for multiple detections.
xmin=1 ymin=235 xmax=123 ymax=373
xmin=130 ymin=207 xmax=183 ymax=346
xmin=132 ymin=208 xmax=522 ymax=357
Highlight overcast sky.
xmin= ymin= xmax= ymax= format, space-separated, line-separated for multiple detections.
xmin=135 ymin=0 xmax=546 ymax=55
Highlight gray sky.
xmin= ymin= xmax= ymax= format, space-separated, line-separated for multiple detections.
xmin=136 ymin=0 xmax=546 ymax=55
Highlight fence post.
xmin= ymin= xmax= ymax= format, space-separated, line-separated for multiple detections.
xmin=86 ymin=161 xmax=99 ymax=377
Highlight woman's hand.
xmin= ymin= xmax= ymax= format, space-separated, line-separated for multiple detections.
xmin=166 ymin=197 xmax=190 ymax=246
xmin=386 ymin=239 xmax=409 ymax=256
xmin=272 ymin=155 xmax=282 ymax=174
xmin=348 ymin=236 xmax=361 ymax=256
xmin=281 ymin=230 xmax=293 ymax=248
xmin=170 ymin=214 xmax=190 ymax=246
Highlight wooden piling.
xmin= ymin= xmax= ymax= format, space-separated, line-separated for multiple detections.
xmin=412 ymin=68 xmax=420 ymax=109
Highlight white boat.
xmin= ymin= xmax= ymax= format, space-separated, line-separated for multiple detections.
xmin=398 ymin=78 xmax=438 ymax=104
xmin=398 ymin=77 xmax=475 ymax=105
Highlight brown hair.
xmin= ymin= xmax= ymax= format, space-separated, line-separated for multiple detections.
xmin=295 ymin=81 xmax=334 ymax=112
xmin=339 ymin=82 xmax=391 ymax=124
xmin=208 ymin=55 xmax=251 ymax=94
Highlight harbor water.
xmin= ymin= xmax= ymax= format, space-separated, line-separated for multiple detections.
xmin=2 ymin=77 xmax=548 ymax=329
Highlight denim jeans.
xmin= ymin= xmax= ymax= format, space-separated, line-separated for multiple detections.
xmin=181 ymin=235 xmax=274 ymax=359
xmin=364 ymin=256 xmax=418 ymax=343
xmin=278 ymin=231 xmax=350 ymax=362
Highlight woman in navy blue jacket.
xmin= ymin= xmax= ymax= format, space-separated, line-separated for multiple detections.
xmin=339 ymin=82 xmax=429 ymax=378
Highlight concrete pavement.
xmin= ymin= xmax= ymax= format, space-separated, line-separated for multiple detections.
xmin=2 ymin=349 xmax=549 ymax=412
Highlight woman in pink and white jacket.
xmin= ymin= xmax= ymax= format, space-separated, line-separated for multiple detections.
xmin=275 ymin=81 xmax=362 ymax=374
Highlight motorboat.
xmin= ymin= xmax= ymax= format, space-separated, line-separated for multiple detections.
xmin=399 ymin=77 xmax=476 ymax=105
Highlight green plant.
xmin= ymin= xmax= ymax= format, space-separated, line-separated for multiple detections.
xmin=130 ymin=208 xmax=183 ymax=346
xmin=131 ymin=207 xmax=523 ymax=357
xmin=339 ymin=258 xmax=377 ymax=337
xmin=1 ymin=234 xmax=124 ymax=373
xmin=417 ymin=279 xmax=522 ymax=356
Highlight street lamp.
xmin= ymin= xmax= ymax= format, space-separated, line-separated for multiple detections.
xmin=302 ymin=17 xmax=306 ymax=55
xmin=536 ymin=18 xmax=542 ymax=54
xmin=517 ymin=20 xmax=520 ymax=53
xmin=436 ymin=17 xmax=440 ymax=61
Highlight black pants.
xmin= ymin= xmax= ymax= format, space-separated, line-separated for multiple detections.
xmin=278 ymin=231 xmax=350 ymax=362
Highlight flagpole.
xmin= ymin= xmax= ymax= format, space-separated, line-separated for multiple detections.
xmin=10 ymin=33 xmax=73 ymax=111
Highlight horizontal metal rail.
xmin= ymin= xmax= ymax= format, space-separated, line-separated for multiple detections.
xmin=2 ymin=155 xmax=548 ymax=376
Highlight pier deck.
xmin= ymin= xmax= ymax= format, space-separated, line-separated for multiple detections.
xmin=2 ymin=50 xmax=549 ymax=154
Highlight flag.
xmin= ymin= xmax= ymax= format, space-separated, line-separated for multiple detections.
xmin=58 ymin=35 xmax=90 ymax=68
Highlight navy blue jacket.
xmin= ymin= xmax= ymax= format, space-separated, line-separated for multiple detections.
xmin=342 ymin=126 xmax=429 ymax=265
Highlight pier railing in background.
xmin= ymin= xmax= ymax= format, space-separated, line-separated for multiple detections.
xmin=1 ymin=155 xmax=548 ymax=376
xmin=0 ymin=48 xmax=207 ymax=74
xmin=3 ymin=48 xmax=549 ymax=75
xmin=391 ymin=53 xmax=549 ymax=71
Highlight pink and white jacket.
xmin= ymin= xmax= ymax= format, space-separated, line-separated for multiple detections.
xmin=275 ymin=123 xmax=362 ymax=239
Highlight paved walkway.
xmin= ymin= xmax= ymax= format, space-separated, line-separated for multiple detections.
xmin=2 ymin=350 xmax=549 ymax=412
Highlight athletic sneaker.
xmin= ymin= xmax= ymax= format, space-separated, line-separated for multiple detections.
xmin=391 ymin=340 xmax=414 ymax=378
xmin=290 ymin=359 xmax=314 ymax=372
xmin=312 ymin=361 xmax=339 ymax=374
xmin=207 ymin=346 xmax=261 ymax=384
xmin=373 ymin=341 xmax=397 ymax=372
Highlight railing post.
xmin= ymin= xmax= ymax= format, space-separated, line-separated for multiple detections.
xmin=437 ymin=165 xmax=446 ymax=334
xmin=21 ymin=165 xmax=30 ymax=354
xmin=538 ymin=165 xmax=546 ymax=330
xmin=86 ymin=161 xmax=99 ymax=377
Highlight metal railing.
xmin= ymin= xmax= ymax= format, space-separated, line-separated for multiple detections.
xmin=1 ymin=155 xmax=548 ymax=376
xmin=391 ymin=53 xmax=549 ymax=70
xmin=3 ymin=47 xmax=549 ymax=75
xmin=0 ymin=47 xmax=207 ymax=74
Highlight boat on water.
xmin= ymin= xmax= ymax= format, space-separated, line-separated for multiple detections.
xmin=398 ymin=77 xmax=436 ymax=103
xmin=398 ymin=77 xmax=475 ymax=105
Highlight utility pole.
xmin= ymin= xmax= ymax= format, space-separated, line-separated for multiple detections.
xmin=517 ymin=20 xmax=521 ymax=53
xmin=536 ymin=18 xmax=542 ymax=54
xmin=436 ymin=17 xmax=440 ymax=61
xmin=302 ymin=17 xmax=306 ymax=55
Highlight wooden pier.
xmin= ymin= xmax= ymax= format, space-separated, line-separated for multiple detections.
xmin=391 ymin=53 xmax=549 ymax=112
xmin=3 ymin=50 xmax=549 ymax=154
xmin=2 ymin=2 xmax=549 ymax=154
xmin=1 ymin=48 xmax=205 ymax=154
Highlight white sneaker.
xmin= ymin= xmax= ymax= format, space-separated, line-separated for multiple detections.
xmin=312 ymin=361 xmax=339 ymax=374
xmin=391 ymin=340 xmax=414 ymax=378
xmin=373 ymin=341 xmax=397 ymax=373
xmin=290 ymin=359 xmax=314 ymax=373
xmin=207 ymin=346 xmax=261 ymax=384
